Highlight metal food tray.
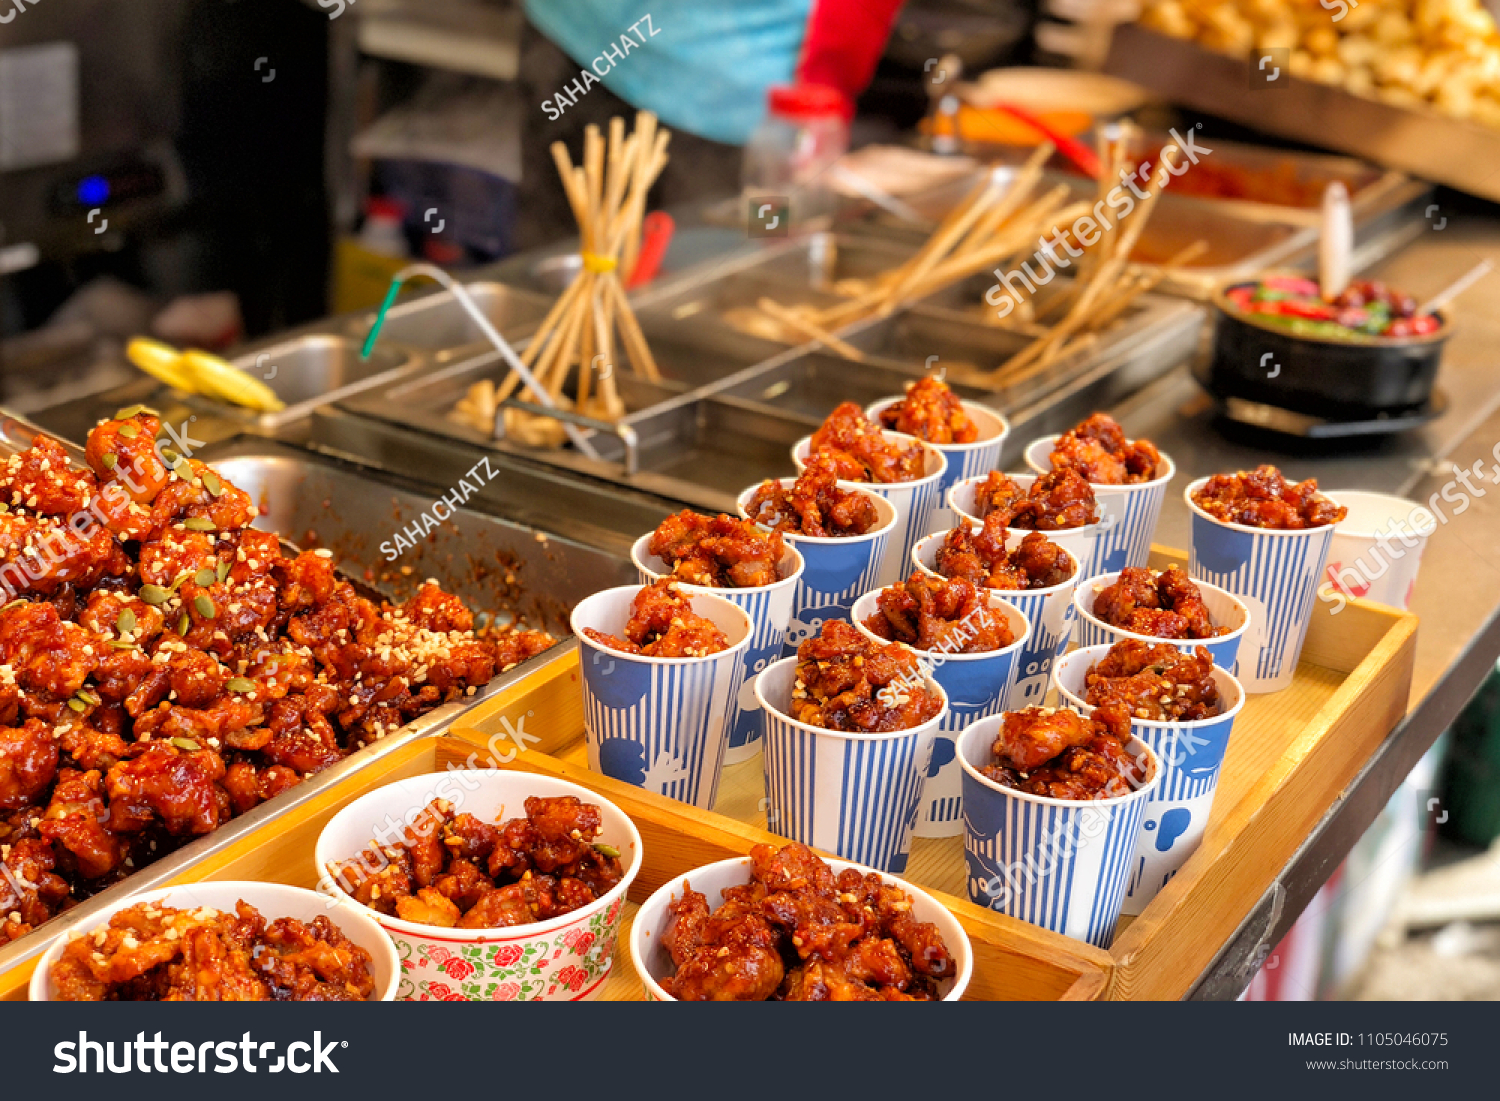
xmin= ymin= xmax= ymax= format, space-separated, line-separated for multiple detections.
xmin=0 ymin=425 xmax=635 ymax=974
xmin=844 ymin=142 xmax=1430 ymax=299
xmin=330 ymin=232 xmax=1204 ymax=514
xmin=1105 ymin=24 xmax=1500 ymax=204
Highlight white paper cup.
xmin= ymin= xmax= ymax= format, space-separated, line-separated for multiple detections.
xmin=629 ymin=854 xmax=973 ymax=1001
xmin=912 ymin=528 xmax=1081 ymax=711
xmin=30 ymin=882 xmax=399 ymax=1001
xmin=792 ymin=431 xmax=947 ymax=589
xmin=1321 ymin=490 xmax=1436 ymax=611
xmin=864 ymin=396 xmax=1009 ymax=497
xmin=958 ymin=716 xmax=1160 ymax=947
xmin=737 ymin=479 xmax=898 ymax=661
xmin=1074 ymin=569 xmax=1250 ymax=673
xmin=1025 ymin=435 xmax=1176 ymax=577
xmin=632 ymin=534 xmax=805 ymax=765
xmin=756 ymin=655 xmax=947 ymax=873
xmin=572 ymin=585 xmax=752 ymax=808
xmin=1185 ymin=477 xmax=1340 ymax=693
xmin=948 ymin=472 xmax=1101 ymax=580
xmin=315 ymin=770 xmax=642 ymax=1002
xmin=851 ymin=587 xmax=1030 ymax=838
xmin=1052 ymin=643 xmax=1246 ymax=914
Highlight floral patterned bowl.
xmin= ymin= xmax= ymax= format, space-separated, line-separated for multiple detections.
xmin=315 ymin=770 xmax=643 ymax=1002
xmin=629 ymin=855 xmax=973 ymax=1001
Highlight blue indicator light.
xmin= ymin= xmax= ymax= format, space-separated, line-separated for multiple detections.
xmin=77 ymin=176 xmax=110 ymax=206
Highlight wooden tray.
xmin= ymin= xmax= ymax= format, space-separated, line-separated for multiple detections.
xmin=1 ymin=728 xmax=1107 ymax=1001
xmin=454 ymin=545 xmax=1416 ymax=1000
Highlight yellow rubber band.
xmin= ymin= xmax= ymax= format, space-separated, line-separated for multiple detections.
xmin=581 ymin=251 xmax=618 ymax=274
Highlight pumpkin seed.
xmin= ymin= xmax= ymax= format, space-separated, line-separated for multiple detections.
xmin=108 ymin=639 xmax=137 ymax=650
xmin=138 ymin=585 xmax=169 ymax=605
xmin=67 ymin=698 xmax=87 ymax=713
xmin=102 ymin=453 xmax=118 ymax=469
xmin=116 ymin=609 xmax=136 ymax=635
xmin=194 ymin=594 xmax=216 ymax=618
xmin=114 ymin=404 xmax=148 ymax=420
xmin=168 ymin=572 xmax=189 ymax=593
xmin=117 ymin=423 xmax=139 ymax=439
xmin=2 ymin=599 xmax=26 ymax=612
xmin=202 ymin=471 xmax=223 ymax=497
xmin=177 ymin=613 xmax=190 ymax=636
xmin=160 ymin=448 xmax=180 ymax=465
xmin=226 ymin=677 xmax=255 ymax=693
xmin=217 ymin=560 xmax=231 ymax=584
xmin=592 ymin=843 xmax=620 ymax=859
xmin=75 ymin=689 xmax=100 ymax=706
xmin=193 ymin=567 xmax=217 ymax=587
xmin=183 ymin=517 xmax=215 ymax=532
xmin=170 ymin=737 xmax=201 ymax=752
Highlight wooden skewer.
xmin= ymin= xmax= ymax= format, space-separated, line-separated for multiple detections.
xmin=757 ymin=298 xmax=867 ymax=361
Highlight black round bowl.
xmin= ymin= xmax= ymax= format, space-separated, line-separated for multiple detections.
xmin=1206 ymin=281 xmax=1449 ymax=419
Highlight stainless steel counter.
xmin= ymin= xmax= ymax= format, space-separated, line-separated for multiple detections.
xmin=1103 ymin=214 xmax=1500 ymax=998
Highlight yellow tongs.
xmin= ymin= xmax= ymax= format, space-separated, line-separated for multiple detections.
xmin=125 ymin=337 xmax=285 ymax=414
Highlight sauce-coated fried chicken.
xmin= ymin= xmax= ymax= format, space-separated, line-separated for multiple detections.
xmin=862 ymin=572 xmax=1013 ymax=653
xmin=0 ymin=409 xmax=555 ymax=943
xmin=1191 ymin=465 xmax=1346 ymax=529
xmin=808 ymin=403 xmax=927 ymax=484
xmin=972 ymin=470 xmax=1099 ymax=530
xmin=1047 ymin=413 xmax=1164 ymax=484
xmin=934 ymin=525 xmax=1075 ymax=591
xmin=743 ymin=461 xmax=881 ymax=538
xmin=330 ymin=795 xmax=623 ymax=929
xmin=50 ymin=898 xmax=376 ymax=1001
xmin=981 ymin=705 xmax=1149 ymax=800
xmin=648 ymin=510 xmax=785 ymax=588
xmin=659 ymin=842 xmax=955 ymax=1001
xmin=876 ymin=378 xmax=979 ymax=445
xmin=789 ymin=620 xmax=942 ymax=732
xmin=1084 ymin=640 xmax=1222 ymax=721
xmin=583 ymin=578 xmax=730 ymax=658
xmin=1090 ymin=566 xmax=1226 ymax=640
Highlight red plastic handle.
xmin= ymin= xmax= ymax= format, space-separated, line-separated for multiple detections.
xmin=627 ymin=211 xmax=675 ymax=289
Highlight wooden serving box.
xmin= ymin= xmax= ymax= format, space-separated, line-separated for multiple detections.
xmin=0 ymin=722 xmax=1107 ymax=1001
xmin=453 ymin=546 xmax=1417 ymax=1000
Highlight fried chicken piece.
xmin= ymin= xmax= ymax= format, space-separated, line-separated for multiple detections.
xmin=1191 ymin=464 xmax=1346 ymax=529
xmin=876 ymin=378 xmax=979 ymax=444
xmin=648 ymin=510 xmax=785 ymax=588
xmin=583 ymin=578 xmax=729 ymax=658
xmin=790 ymin=620 xmax=943 ymax=732
xmin=982 ymin=704 xmax=1148 ymax=799
xmin=85 ymin=412 xmax=171 ymax=503
xmin=0 ymin=837 xmax=71 ymax=930
xmin=662 ymin=884 xmax=711 ymax=966
xmin=971 ymin=471 xmax=1027 ymax=521
xmin=104 ymin=743 xmax=225 ymax=836
xmin=396 ymin=886 xmax=461 ymax=928
xmin=1048 ymin=413 xmax=1163 ymax=484
xmin=332 ymin=844 xmax=412 ymax=916
xmin=0 ymin=717 xmax=58 ymax=810
xmin=1091 ymin=566 xmax=1226 ymax=640
xmin=39 ymin=768 xmax=121 ymax=878
xmin=862 ymin=571 xmax=1013 ymax=653
xmin=1084 ymin=640 xmax=1221 ymax=721
xmin=1010 ymin=469 xmax=1101 ymax=530
xmin=742 ymin=461 xmax=881 ymax=538
xmin=808 ymin=402 xmax=926 ymax=484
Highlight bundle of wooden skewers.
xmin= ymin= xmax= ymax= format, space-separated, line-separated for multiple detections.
xmin=451 ymin=111 xmax=669 ymax=446
xmin=743 ymin=126 xmax=1207 ymax=389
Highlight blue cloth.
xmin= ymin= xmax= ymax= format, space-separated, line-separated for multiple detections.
xmin=523 ymin=0 xmax=813 ymax=145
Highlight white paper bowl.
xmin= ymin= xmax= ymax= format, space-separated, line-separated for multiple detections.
xmin=30 ymin=881 xmax=400 ymax=1001
xmin=315 ymin=770 xmax=642 ymax=1001
xmin=629 ymin=854 xmax=973 ymax=1001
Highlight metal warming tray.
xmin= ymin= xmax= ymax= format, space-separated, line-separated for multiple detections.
xmin=1105 ymin=23 xmax=1500 ymax=206
xmin=0 ymin=422 xmax=635 ymax=973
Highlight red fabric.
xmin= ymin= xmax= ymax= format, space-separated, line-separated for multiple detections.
xmin=795 ymin=0 xmax=906 ymax=119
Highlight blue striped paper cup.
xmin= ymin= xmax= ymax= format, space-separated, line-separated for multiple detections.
xmin=1025 ymin=436 xmax=1175 ymax=577
xmin=948 ymin=473 xmax=1101 ymax=582
xmin=912 ymin=530 xmax=1081 ymax=713
xmin=1073 ymin=569 xmax=1250 ymax=673
xmin=755 ymin=655 xmax=947 ymax=873
xmin=851 ymin=587 xmax=1030 ymax=838
xmin=571 ymin=586 xmax=753 ymax=810
xmin=957 ymin=715 xmax=1160 ymax=947
xmin=628 ymin=855 xmax=974 ymax=1001
xmin=792 ymin=432 xmax=947 ymax=590
xmin=737 ymin=479 xmax=898 ymax=660
xmin=864 ymin=396 xmax=1009 ymax=499
xmin=1052 ymin=643 xmax=1246 ymax=915
xmin=631 ymin=534 xmax=805 ymax=766
xmin=1184 ymin=477 xmax=1339 ymax=693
